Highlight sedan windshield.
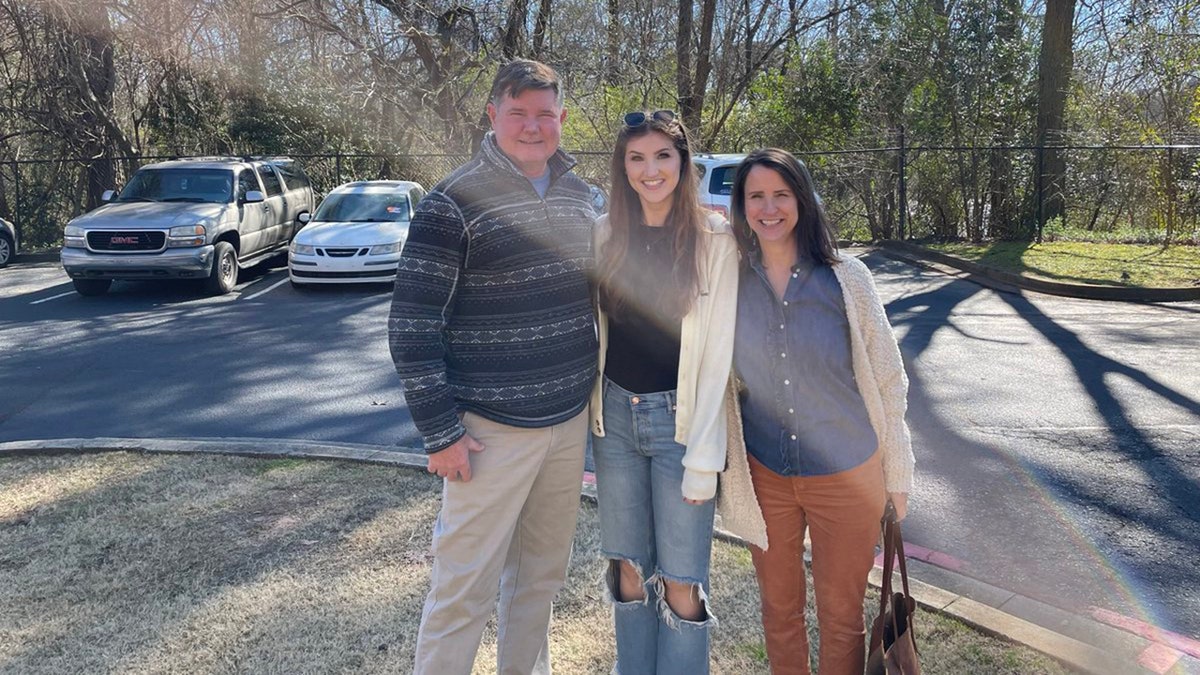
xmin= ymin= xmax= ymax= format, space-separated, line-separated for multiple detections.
xmin=119 ymin=169 xmax=234 ymax=203
xmin=314 ymin=193 xmax=411 ymax=222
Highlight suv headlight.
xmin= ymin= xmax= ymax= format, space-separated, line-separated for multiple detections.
xmin=167 ymin=224 xmax=207 ymax=248
xmin=63 ymin=225 xmax=86 ymax=249
xmin=291 ymin=242 xmax=316 ymax=256
xmin=369 ymin=241 xmax=402 ymax=255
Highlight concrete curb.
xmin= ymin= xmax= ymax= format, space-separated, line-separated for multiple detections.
xmin=0 ymin=436 xmax=428 ymax=469
xmin=876 ymin=240 xmax=1200 ymax=303
xmin=5 ymin=437 xmax=1195 ymax=673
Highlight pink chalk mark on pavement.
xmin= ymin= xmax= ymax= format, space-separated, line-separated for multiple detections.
xmin=1090 ymin=607 xmax=1200 ymax=661
xmin=1137 ymin=643 xmax=1183 ymax=673
xmin=874 ymin=541 xmax=966 ymax=573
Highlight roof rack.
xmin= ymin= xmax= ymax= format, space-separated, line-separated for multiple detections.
xmin=241 ymin=155 xmax=296 ymax=164
xmin=169 ymin=156 xmax=243 ymax=163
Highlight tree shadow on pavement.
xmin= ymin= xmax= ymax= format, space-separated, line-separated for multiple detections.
xmin=865 ymin=250 xmax=1200 ymax=636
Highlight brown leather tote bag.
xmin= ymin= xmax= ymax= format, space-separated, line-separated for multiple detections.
xmin=866 ymin=502 xmax=922 ymax=675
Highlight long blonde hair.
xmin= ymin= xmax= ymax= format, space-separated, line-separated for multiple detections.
xmin=598 ymin=113 xmax=708 ymax=320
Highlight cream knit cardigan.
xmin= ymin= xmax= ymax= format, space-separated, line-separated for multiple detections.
xmin=590 ymin=213 xmax=740 ymax=506
xmin=718 ymin=252 xmax=917 ymax=551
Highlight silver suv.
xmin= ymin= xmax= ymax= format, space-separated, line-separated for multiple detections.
xmin=61 ymin=157 xmax=314 ymax=296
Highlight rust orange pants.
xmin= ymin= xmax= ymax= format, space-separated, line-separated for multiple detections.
xmin=748 ymin=453 xmax=887 ymax=675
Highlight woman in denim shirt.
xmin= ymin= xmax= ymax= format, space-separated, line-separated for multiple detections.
xmin=589 ymin=110 xmax=739 ymax=674
xmin=729 ymin=149 xmax=915 ymax=675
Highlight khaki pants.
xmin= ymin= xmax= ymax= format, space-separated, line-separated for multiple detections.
xmin=748 ymin=453 xmax=887 ymax=675
xmin=412 ymin=410 xmax=588 ymax=675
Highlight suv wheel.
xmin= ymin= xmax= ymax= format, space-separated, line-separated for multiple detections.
xmin=73 ymin=278 xmax=112 ymax=296
xmin=205 ymin=241 xmax=238 ymax=295
xmin=0 ymin=233 xmax=12 ymax=268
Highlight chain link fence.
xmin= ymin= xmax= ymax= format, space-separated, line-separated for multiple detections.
xmin=3 ymin=143 xmax=1197 ymax=251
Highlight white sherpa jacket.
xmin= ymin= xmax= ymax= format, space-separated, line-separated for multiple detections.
xmin=590 ymin=212 xmax=739 ymax=503
xmin=718 ymin=251 xmax=917 ymax=550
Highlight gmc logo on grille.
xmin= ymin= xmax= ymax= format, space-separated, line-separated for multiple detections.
xmin=110 ymin=235 xmax=140 ymax=245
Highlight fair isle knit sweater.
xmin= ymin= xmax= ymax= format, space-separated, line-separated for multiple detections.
xmin=388 ymin=133 xmax=599 ymax=452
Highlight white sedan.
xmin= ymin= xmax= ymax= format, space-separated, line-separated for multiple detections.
xmin=288 ymin=180 xmax=426 ymax=287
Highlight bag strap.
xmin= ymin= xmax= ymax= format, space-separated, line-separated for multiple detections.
xmin=893 ymin=519 xmax=912 ymax=600
xmin=887 ymin=506 xmax=919 ymax=649
xmin=877 ymin=501 xmax=898 ymax=616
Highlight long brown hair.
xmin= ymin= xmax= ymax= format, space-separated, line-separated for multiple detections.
xmin=729 ymin=148 xmax=838 ymax=266
xmin=598 ymin=112 xmax=708 ymax=319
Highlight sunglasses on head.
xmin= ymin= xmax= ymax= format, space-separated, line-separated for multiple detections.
xmin=623 ymin=109 xmax=677 ymax=127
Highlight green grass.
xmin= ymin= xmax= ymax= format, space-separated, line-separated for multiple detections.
xmin=925 ymin=241 xmax=1200 ymax=288
xmin=0 ymin=452 xmax=1075 ymax=674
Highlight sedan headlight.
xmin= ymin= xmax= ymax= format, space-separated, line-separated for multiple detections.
xmin=369 ymin=241 xmax=403 ymax=255
xmin=291 ymin=242 xmax=316 ymax=256
xmin=167 ymin=224 xmax=207 ymax=248
xmin=63 ymin=225 xmax=85 ymax=249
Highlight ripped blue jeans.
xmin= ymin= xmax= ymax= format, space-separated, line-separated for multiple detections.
xmin=593 ymin=377 xmax=716 ymax=675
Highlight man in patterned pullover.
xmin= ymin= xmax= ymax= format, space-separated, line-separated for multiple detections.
xmin=389 ymin=60 xmax=598 ymax=675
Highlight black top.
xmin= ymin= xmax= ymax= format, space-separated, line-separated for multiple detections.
xmin=602 ymin=223 xmax=682 ymax=394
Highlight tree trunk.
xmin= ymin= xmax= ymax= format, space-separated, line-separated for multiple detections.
xmin=1033 ymin=0 xmax=1076 ymax=231
xmin=986 ymin=0 xmax=1022 ymax=240
xmin=532 ymin=0 xmax=551 ymax=58
xmin=677 ymin=0 xmax=715 ymax=139
xmin=676 ymin=0 xmax=693 ymax=126
xmin=782 ymin=0 xmax=799 ymax=76
xmin=502 ymin=0 xmax=529 ymax=60
xmin=743 ymin=0 xmax=752 ymax=83
xmin=55 ymin=1 xmax=125 ymax=210
xmin=691 ymin=0 xmax=716 ymax=142
xmin=605 ymin=0 xmax=620 ymax=84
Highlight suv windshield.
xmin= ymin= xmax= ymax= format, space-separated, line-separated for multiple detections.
xmin=119 ymin=168 xmax=234 ymax=203
xmin=314 ymin=193 xmax=411 ymax=222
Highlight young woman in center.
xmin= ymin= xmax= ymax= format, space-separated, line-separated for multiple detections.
xmin=729 ymin=148 xmax=915 ymax=675
xmin=589 ymin=110 xmax=742 ymax=674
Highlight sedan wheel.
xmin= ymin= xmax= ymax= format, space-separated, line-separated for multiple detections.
xmin=0 ymin=234 xmax=11 ymax=268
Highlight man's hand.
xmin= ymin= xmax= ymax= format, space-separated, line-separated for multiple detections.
xmin=888 ymin=492 xmax=908 ymax=521
xmin=427 ymin=434 xmax=485 ymax=482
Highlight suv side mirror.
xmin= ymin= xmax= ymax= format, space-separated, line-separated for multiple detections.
xmin=298 ymin=212 xmax=311 ymax=224
xmin=101 ymin=190 xmax=116 ymax=202
xmin=244 ymin=190 xmax=265 ymax=203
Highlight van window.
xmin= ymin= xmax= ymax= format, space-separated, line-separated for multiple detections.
xmin=237 ymin=170 xmax=259 ymax=200
xmin=274 ymin=163 xmax=312 ymax=191
xmin=707 ymin=165 xmax=736 ymax=196
xmin=256 ymin=166 xmax=283 ymax=197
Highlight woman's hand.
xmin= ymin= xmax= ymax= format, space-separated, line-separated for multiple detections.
xmin=888 ymin=492 xmax=908 ymax=521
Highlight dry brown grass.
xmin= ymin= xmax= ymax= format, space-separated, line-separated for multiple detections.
xmin=0 ymin=453 xmax=1071 ymax=674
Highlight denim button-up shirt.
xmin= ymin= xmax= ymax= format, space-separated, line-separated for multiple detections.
xmin=734 ymin=254 xmax=877 ymax=476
